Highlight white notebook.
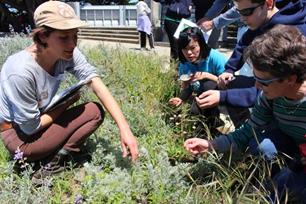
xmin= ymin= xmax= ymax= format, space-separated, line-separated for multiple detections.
xmin=173 ymin=18 xmax=211 ymax=43
xmin=43 ymin=78 xmax=91 ymax=112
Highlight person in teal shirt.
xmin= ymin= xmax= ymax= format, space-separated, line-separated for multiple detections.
xmin=169 ymin=27 xmax=227 ymax=125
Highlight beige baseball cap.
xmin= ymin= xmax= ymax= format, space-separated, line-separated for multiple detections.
xmin=34 ymin=1 xmax=87 ymax=30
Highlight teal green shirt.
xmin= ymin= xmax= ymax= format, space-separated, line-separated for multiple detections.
xmin=213 ymin=92 xmax=306 ymax=152
xmin=178 ymin=49 xmax=226 ymax=77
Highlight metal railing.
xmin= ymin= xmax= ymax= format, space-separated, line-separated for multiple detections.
xmin=80 ymin=5 xmax=137 ymax=27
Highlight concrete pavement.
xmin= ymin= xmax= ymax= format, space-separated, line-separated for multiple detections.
xmin=78 ymin=39 xmax=233 ymax=59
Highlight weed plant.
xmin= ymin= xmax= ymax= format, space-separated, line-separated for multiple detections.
xmin=0 ymin=36 xmax=277 ymax=203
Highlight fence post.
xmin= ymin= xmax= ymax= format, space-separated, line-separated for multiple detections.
xmin=94 ymin=10 xmax=96 ymax=26
xmin=80 ymin=5 xmax=137 ymax=27
xmin=67 ymin=2 xmax=80 ymax=17
xmin=120 ymin=6 xmax=124 ymax=26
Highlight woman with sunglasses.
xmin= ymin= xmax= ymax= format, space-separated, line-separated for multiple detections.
xmin=0 ymin=1 xmax=138 ymax=179
xmin=184 ymin=25 xmax=306 ymax=202
xmin=196 ymin=0 xmax=306 ymax=117
xmin=169 ymin=27 xmax=227 ymax=126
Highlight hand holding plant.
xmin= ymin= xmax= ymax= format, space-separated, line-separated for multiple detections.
xmin=169 ymin=97 xmax=183 ymax=106
xmin=195 ymin=90 xmax=220 ymax=109
xmin=218 ymin=72 xmax=235 ymax=89
xmin=191 ymin=72 xmax=207 ymax=81
xmin=191 ymin=72 xmax=218 ymax=82
xmin=184 ymin=138 xmax=211 ymax=155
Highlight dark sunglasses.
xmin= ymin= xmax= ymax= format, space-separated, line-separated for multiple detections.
xmin=236 ymin=3 xmax=264 ymax=16
xmin=253 ymin=72 xmax=281 ymax=86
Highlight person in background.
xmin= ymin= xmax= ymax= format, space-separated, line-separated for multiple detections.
xmin=154 ymin=0 xmax=192 ymax=60
xmin=0 ymin=1 xmax=138 ymax=179
xmin=195 ymin=0 xmax=306 ymax=119
xmin=169 ymin=27 xmax=226 ymax=124
xmin=198 ymin=0 xmax=247 ymax=44
xmin=197 ymin=0 xmax=233 ymax=48
xmin=197 ymin=0 xmax=291 ymax=49
xmin=198 ymin=0 xmax=292 ymax=75
xmin=184 ymin=25 xmax=306 ymax=202
xmin=192 ymin=0 xmax=215 ymax=22
xmin=136 ymin=0 xmax=155 ymax=50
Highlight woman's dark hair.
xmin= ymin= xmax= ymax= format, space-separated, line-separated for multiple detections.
xmin=31 ymin=26 xmax=56 ymax=48
xmin=244 ymin=25 xmax=306 ymax=83
xmin=178 ymin=27 xmax=211 ymax=63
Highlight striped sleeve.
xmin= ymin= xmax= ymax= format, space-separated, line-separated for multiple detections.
xmin=214 ymin=93 xmax=274 ymax=152
xmin=247 ymin=93 xmax=274 ymax=127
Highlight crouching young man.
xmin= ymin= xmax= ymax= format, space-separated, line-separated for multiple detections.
xmin=184 ymin=25 xmax=306 ymax=202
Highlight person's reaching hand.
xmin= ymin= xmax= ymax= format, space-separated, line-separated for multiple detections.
xmin=195 ymin=90 xmax=220 ymax=109
xmin=191 ymin=72 xmax=207 ymax=81
xmin=120 ymin=128 xmax=138 ymax=162
xmin=197 ymin=17 xmax=210 ymax=31
xmin=199 ymin=20 xmax=214 ymax=32
xmin=169 ymin=97 xmax=183 ymax=106
xmin=218 ymin=72 xmax=235 ymax=89
xmin=184 ymin=138 xmax=211 ymax=155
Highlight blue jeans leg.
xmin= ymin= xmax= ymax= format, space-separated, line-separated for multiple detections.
xmin=248 ymin=128 xmax=306 ymax=202
xmin=248 ymin=128 xmax=299 ymax=157
xmin=271 ymin=168 xmax=306 ymax=203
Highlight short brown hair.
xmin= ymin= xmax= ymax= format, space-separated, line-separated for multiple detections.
xmin=31 ymin=26 xmax=55 ymax=48
xmin=244 ymin=25 xmax=306 ymax=83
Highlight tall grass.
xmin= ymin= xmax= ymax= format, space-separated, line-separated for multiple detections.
xmin=0 ymin=36 xmax=273 ymax=203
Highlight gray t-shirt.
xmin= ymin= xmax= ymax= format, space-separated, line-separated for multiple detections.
xmin=0 ymin=47 xmax=99 ymax=135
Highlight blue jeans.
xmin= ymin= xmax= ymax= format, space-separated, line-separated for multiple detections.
xmin=271 ymin=168 xmax=306 ymax=203
xmin=248 ymin=128 xmax=299 ymax=158
xmin=248 ymin=128 xmax=306 ymax=202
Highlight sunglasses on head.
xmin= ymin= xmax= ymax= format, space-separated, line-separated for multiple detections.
xmin=236 ymin=3 xmax=264 ymax=16
xmin=179 ymin=27 xmax=199 ymax=38
xmin=179 ymin=32 xmax=197 ymax=39
xmin=253 ymin=72 xmax=281 ymax=86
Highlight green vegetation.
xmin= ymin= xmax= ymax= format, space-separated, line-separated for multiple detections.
xmin=0 ymin=36 xmax=275 ymax=203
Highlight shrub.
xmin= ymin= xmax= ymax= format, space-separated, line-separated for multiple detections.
xmin=0 ymin=36 xmax=271 ymax=203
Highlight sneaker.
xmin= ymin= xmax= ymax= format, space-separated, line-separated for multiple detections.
xmin=215 ymin=112 xmax=235 ymax=134
xmin=31 ymin=153 xmax=67 ymax=181
xmin=68 ymin=150 xmax=92 ymax=166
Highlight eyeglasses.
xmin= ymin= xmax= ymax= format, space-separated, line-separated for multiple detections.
xmin=253 ymin=72 xmax=281 ymax=86
xmin=236 ymin=3 xmax=264 ymax=16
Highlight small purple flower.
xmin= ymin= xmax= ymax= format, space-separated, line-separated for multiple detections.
xmin=13 ymin=148 xmax=24 ymax=160
xmin=74 ymin=194 xmax=84 ymax=204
